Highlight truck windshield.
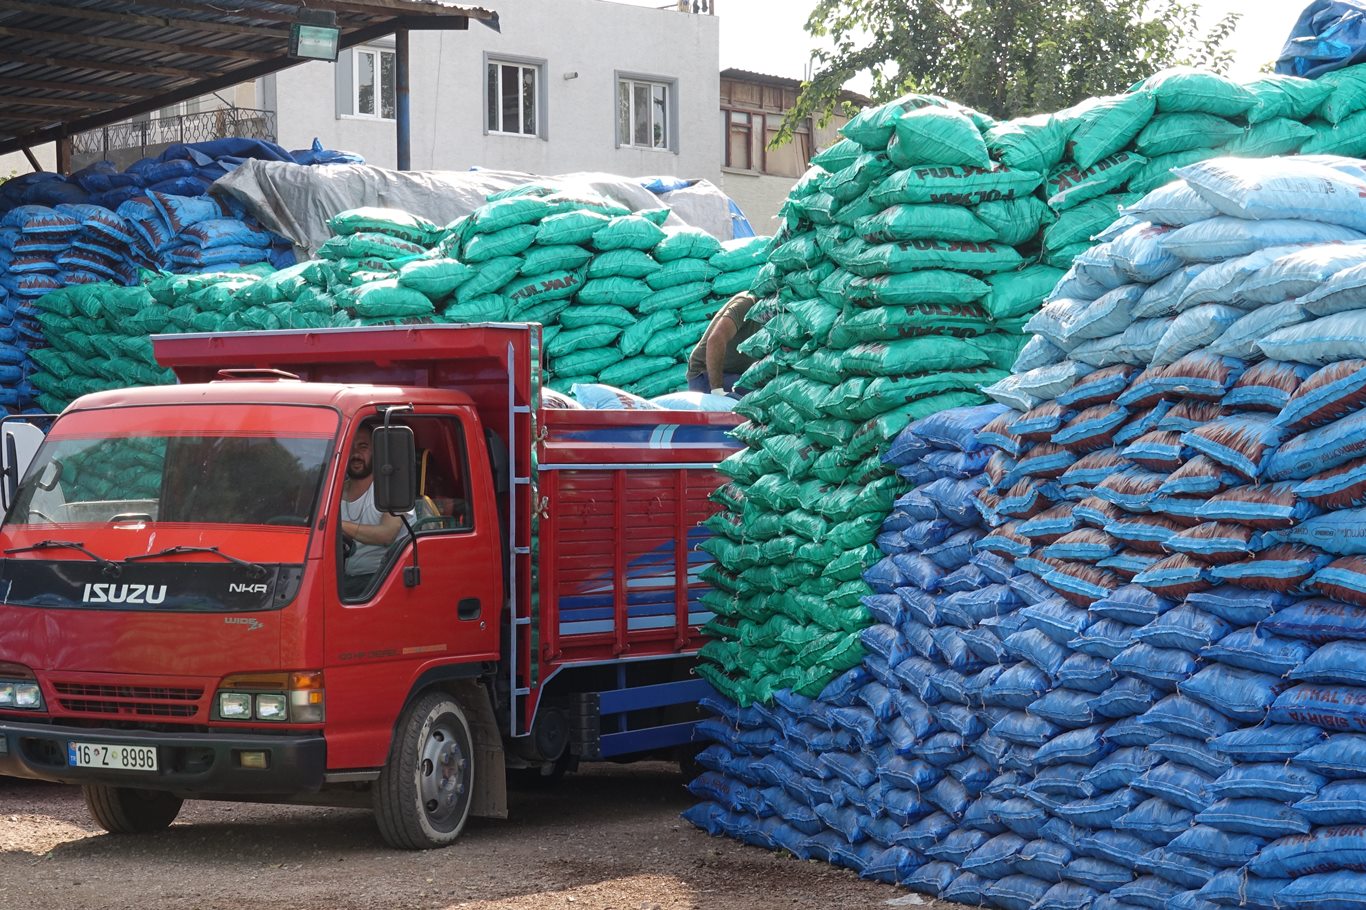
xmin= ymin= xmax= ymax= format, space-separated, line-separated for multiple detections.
xmin=6 ymin=404 xmax=337 ymax=528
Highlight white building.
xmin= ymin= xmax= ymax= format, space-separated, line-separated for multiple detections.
xmin=258 ymin=0 xmax=720 ymax=182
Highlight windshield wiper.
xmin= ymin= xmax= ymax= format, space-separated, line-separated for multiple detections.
xmin=123 ymin=545 xmax=268 ymax=579
xmin=5 ymin=539 xmax=121 ymax=577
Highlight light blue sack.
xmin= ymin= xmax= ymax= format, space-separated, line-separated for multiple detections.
xmin=1207 ymin=300 xmax=1309 ymax=360
xmin=1267 ymin=407 xmax=1366 ymax=479
xmin=1294 ymin=782 xmax=1366 ymax=825
xmin=1242 ymin=241 xmax=1366 ymax=305
xmin=1277 ymin=872 xmax=1366 ymax=910
xmin=1259 ymin=310 xmax=1366 ymax=365
xmin=1251 ymin=826 xmax=1366 ymax=877
xmin=1163 ymin=216 xmax=1366 ymax=263
xmin=1151 ymin=304 xmax=1245 ymax=365
xmin=1124 ymin=180 xmax=1220 ymax=227
xmin=1180 ymin=155 xmax=1366 ymax=231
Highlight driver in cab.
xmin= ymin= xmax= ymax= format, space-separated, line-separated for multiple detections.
xmin=340 ymin=424 xmax=410 ymax=598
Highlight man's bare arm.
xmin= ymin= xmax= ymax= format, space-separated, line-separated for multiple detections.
xmin=705 ymin=319 xmax=738 ymax=390
xmin=342 ymin=511 xmax=405 ymax=545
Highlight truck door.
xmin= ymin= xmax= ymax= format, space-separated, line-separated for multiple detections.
xmin=324 ymin=412 xmax=500 ymax=769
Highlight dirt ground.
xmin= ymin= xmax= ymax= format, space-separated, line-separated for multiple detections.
xmin=0 ymin=763 xmax=933 ymax=910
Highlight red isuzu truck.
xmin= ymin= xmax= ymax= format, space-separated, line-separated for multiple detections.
xmin=0 ymin=324 xmax=739 ymax=849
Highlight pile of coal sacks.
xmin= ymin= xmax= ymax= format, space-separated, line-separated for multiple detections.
xmin=689 ymin=153 xmax=1366 ymax=910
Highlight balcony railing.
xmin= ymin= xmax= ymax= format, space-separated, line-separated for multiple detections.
xmin=72 ymin=107 xmax=277 ymax=164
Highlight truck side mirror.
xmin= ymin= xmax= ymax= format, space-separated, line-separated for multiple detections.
xmin=371 ymin=425 xmax=417 ymax=514
xmin=1 ymin=421 xmax=47 ymax=512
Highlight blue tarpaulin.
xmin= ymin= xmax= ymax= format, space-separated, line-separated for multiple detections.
xmin=1277 ymin=0 xmax=1366 ymax=78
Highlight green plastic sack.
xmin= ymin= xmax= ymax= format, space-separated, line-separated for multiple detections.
xmin=828 ymin=302 xmax=991 ymax=347
xmin=856 ymin=203 xmax=995 ymax=243
xmin=827 ymin=369 xmax=1002 ymax=420
xmin=398 ymin=258 xmax=476 ymax=298
xmin=587 ymin=248 xmax=660 ymax=279
xmin=985 ymin=113 xmax=1068 ymax=173
xmin=630 ymin=363 xmax=689 ymax=399
xmin=830 ymin=191 xmax=882 ymax=228
xmin=1317 ymin=66 xmax=1366 ymax=123
xmin=340 ymin=280 xmax=436 ymax=318
xmin=679 ymin=300 xmax=721 ymax=324
xmin=890 ymin=105 xmax=991 ymax=167
xmin=1137 ymin=67 xmax=1254 ymax=117
xmin=1046 ymin=150 xmax=1147 ymax=209
xmin=841 ymin=93 xmax=959 ymax=150
xmin=599 ymin=355 xmax=674 ymax=387
xmin=1223 ymin=118 xmax=1315 ymax=157
xmin=576 ymin=276 xmax=652 ymax=308
xmin=1126 ymin=147 xmax=1220 ymax=195
xmin=646 ymin=258 xmax=719 ymax=290
xmin=1045 ymin=193 xmax=1139 ymax=251
xmin=825 ymin=153 xmax=896 ymax=203
xmin=652 ymin=228 xmax=723 ymax=263
xmin=642 ymin=323 xmax=702 ymax=358
xmin=710 ymin=237 xmax=772 ymax=271
xmin=1061 ymin=91 xmax=1157 ymax=170
xmin=1303 ymin=113 xmax=1366 ymax=157
xmin=1042 ymin=241 xmax=1091 ymax=269
xmin=519 ymin=244 xmax=593 ymax=277
xmin=318 ymin=231 xmax=427 ymax=261
xmin=842 ymin=270 xmax=989 ymax=308
xmin=557 ymin=303 xmax=636 ymax=329
xmin=505 ymin=268 xmax=583 ymax=309
xmin=1136 ymin=112 xmax=1245 ymax=157
xmin=840 ymin=336 xmax=991 ymax=376
xmin=592 ymin=215 xmax=666 ymax=252
xmin=974 ymin=195 xmax=1054 ymax=246
xmin=327 ymin=207 xmax=438 ymax=244
xmin=784 ymin=261 xmax=836 ymax=299
xmin=870 ymin=163 xmax=1044 ymax=208
xmin=638 ymin=281 xmax=711 ymax=314
xmin=842 ymin=238 xmax=1023 ymax=277
xmin=971 ymin=331 xmax=1030 ymax=370
xmin=510 ymin=298 xmax=571 ymax=325
xmin=620 ymin=310 xmax=682 ymax=356
xmin=713 ymin=265 xmax=763 ymax=296
xmin=553 ymin=347 xmax=620 ymax=376
xmin=810 ymin=137 xmax=863 ymax=172
xmin=462 ymin=223 xmax=538 ymax=262
xmin=545 ymin=325 xmax=623 ymax=357
xmin=768 ymin=232 xmax=824 ymax=272
xmin=1243 ymin=74 xmax=1332 ymax=124
xmin=535 ymin=210 xmax=611 ymax=246
xmin=442 ymin=294 xmax=508 ymax=322
xmin=467 ymin=196 xmax=553 ymax=235
xmin=455 ymin=256 xmax=525 ymax=303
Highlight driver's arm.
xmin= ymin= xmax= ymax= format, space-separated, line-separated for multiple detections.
xmin=341 ymin=511 xmax=404 ymax=546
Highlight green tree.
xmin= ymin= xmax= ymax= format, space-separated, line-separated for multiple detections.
xmin=779 ymin=0 xmax=1242 ymax=144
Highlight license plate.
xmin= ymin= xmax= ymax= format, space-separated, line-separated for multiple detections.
xmin=67 ymin=741 xmax=158 ymax=772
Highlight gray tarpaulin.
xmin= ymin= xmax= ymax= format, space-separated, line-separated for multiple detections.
xmin=213 ymin=161 xmax=739 ymax=257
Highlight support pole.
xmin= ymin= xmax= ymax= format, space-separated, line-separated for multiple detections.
xmin=21 ymin=147 xmax=40 ymax=172
xmin=395 ymin=27 xmax=411 ymax=171
xmin=55 ymin=135 xmax=72 ymax=174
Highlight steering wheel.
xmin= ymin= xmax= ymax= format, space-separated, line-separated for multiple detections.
xmin=263 ymin=515 xmax=306 ymax=526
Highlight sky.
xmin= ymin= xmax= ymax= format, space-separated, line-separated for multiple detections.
xmin=614 ymin=0 xmax=1305 ymax=88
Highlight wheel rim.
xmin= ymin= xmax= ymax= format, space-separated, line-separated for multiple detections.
xmin=417 ymin=716 xmax=468 ymax=830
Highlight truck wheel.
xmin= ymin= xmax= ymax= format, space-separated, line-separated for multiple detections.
xmin=83 ymin=785 xmax=182 ymax=834
xmin=374 ymin=691 xmax=475 ymax=849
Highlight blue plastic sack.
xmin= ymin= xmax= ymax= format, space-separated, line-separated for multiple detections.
xmin=1195 ymin=798 xmax=1311 ymax=836
xmin=1132 ymin=761 xmax=1213 ymax=812
xmin=1277 ymin=1 xmax=1366 ymax=77
xmin=1111 ymin=874 xmax=1185 ymax=909
xmin=986 ymin=874 xmax=1055 ymax=910
xmin=1093 ymin=677 xmax=1162 ymax=719
xmin=1138 ymin=694 xmax=1238 ymax=738
xmin=1180 ymin=664 xmax=1283 ymax=723
xmin=1149 ymin=734 xmax=1234 ymax=776
xmin=1036 ymin=723 xmax=1112 ymax=767
xmin=1263 ymin=598 xmax=1366 ymax=643
xmin=1057 ymin=653 xmax=1117 ymax=693
xmin=1168 ymin=825 xmax=1267 ymax=868
xmin=1036 ymin=882 xmax=1102 ymax=910
xmin=1278 ymin=872 xmax=1366 ymax=910
xmin=1074 ymin=828 xmax=1151 ymax=866
xmin=1139 ymin=846 xmax=1217 ymax=888
xmin=1204 ymin=626 xmax=1315 ymax=676
xmin=1115 ymin=797 xmax=1195 ymax=844
xmin=1210 ymin=762 xmax=1324 ymax=801
xmin=1197 ymin=869 xmax=1291 ymax=910
xmin=1294 ymin=734 xmax=1366 ymax=779
xmin=1113 ymin=643 xmax=1199 ymax=690
xmin=1295 ymin=781 xmax=1366 ymax=825
xmin=1164 ymin=216 xmax=1366 ymax=263
xmin=1253 ymin=825 xmax=1366 ymax=877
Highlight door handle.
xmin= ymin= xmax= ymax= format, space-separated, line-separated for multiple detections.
xmin=458 ymin=597 xmax=481 ymax=621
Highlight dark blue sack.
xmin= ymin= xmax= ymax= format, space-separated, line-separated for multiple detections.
xmin=905 ymin=859 xmax=958 ymax=895
xmin=902 ymin=811 xmax=958 ymax=852
xmin=861 ymin=845 xmax=926 ymax=884
xmin=1057 ymin=653 xmax=1118 ymax=693
xmin=1036 ymin=881 xmax=1102 ymax=910
xmin=1018 ymin=839 xmax=1073 ymax=882
xmin=1294 ymin=782 xmax=1366 ymax=825
xmin=926 ymin=827 xmax=992 ymax=864
xmin=1195 ymin=798 xmax=1311 ymax=836
xmin=1179 ymin=664 xmax=1283 ymax=723
xmin=1091 ymin=585 xmax=1176 ymax=625
xmin=1203 ymin=626 xmax=1315 ymax=676
xmin=1210 ymin=762 xmax=1324 ymax=801
xmin=963 ymin=832 xmax=1029 ymax=878
xmin=994 ymin=709 xmax=1062 ymax=746
xmin=1031 ymin=763 xmax=1097 ymax=799
xmin=995 ymin=796 xmax=1053 ymax=839
xmin=1294 ymin=733 xmax=1366 ymax=778
xmin=1111 ymin=874 xmax=1185 ymax=909
xmin=1084 ymin=746 xmax=1161 ymax=791
xmin=1252 ymin=825 xmax=1366 ymax=877
xmin=1094 ymin=677 xmax=1163 ymax=719
xmin=1197 ymin=870 xmax=1291 ymax=910
xmin=1114 ymin=797 xmax=1196 ymax=845
xmin=1149 ymin=734 xmax=1235 ymax=777
xmin=1036 ymin=723 xmax=1113 ymax=767
xmin=985 ymin=874 xmax=1055 ymax=910
xmin=1113 ymin=642 xmax=1199 ymax=690
xmin=1139 ymin=846 xmax=1217 ymax=889
xmin=1051 ymin=789 xmax=1143 ymax=828
xmin=943 ymin=871 xmax=992 ymax=905
xmin=1278 ymin=872 xmax=1366 ymax=910
xmin=1064 ymin=855 xmax=1134 ymax=891
xmin=1074 ymin=829 xmax=1152 ymax=866
xmin=1030 ymin=689 xmax=1100 ymax=729
xmin=1132 ymin=761 xmax=1213 ymax=812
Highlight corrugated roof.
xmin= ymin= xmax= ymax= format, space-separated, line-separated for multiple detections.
xmin=0 ymin=0 xmax=496 ymax=159
xmin=721 ymin=67 xmax=870 ymax=106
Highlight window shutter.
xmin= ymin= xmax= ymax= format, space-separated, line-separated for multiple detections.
xmin=334 ymin=51 xmax=354 ymax=117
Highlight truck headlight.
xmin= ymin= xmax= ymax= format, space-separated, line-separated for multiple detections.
xmin=0 ymin=663 xmax=44 ymax=711
xmin=212 ymin=671 xmax=324 ymax=723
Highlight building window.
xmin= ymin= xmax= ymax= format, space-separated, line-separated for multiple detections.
xmin=724 ymin=109 xmax=754 ymax=170
xmin=487 ymin=61 xmax=539 ymax=136
xmin=618 ymin=77 xmax=670 ymax=150
xmin=355 ymin=46 xmax=395 ymax=119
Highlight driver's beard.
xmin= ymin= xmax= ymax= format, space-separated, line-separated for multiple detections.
xmin=347 ymin=459 xmax=372 ymax=480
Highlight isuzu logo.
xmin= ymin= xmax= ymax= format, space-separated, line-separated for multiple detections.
xmin=81 ymin=583 xmax=167 ymax=605
xmin=229 ymin=583 xmax=269 ymax=594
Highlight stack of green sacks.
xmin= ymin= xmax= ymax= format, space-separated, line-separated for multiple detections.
xmin=427 ymin=186 xmax=770 ymax=397
xmin=696 ymin=99 xmax=1048 ymax=705
xmin=26 ymin=198 xmax=770 ymax=410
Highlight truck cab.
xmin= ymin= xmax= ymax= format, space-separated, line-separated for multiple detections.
xmin=0 ymin=324 xmax=739 ymax=849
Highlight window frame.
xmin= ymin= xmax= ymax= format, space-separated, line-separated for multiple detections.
xmin=484 ymin=55 xmax=545 ymax=138
xmin=352 ymin=44 xmax=396 ymax=120
xmin=615 ymin=73 xmax=677 ymax=152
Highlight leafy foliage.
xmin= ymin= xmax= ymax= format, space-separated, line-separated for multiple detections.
xmin=778 ymin=0 xmax=1242 ymax=144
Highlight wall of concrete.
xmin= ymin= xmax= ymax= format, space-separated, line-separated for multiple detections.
xmin=268 ymin=0 xmax=721 ymax=184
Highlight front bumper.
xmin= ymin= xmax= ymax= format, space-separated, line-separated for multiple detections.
xmin=0 ymin=718 xmax=326 ymax=796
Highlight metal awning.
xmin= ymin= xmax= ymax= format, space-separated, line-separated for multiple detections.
xmin=0 ymin=0 xmax=496 ymax=162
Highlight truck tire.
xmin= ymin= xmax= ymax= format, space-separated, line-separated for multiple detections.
xmin=374 ymin=691 xmax=475 ymax=849
xmin=82 ymin=785 xmax=182 ymax=834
